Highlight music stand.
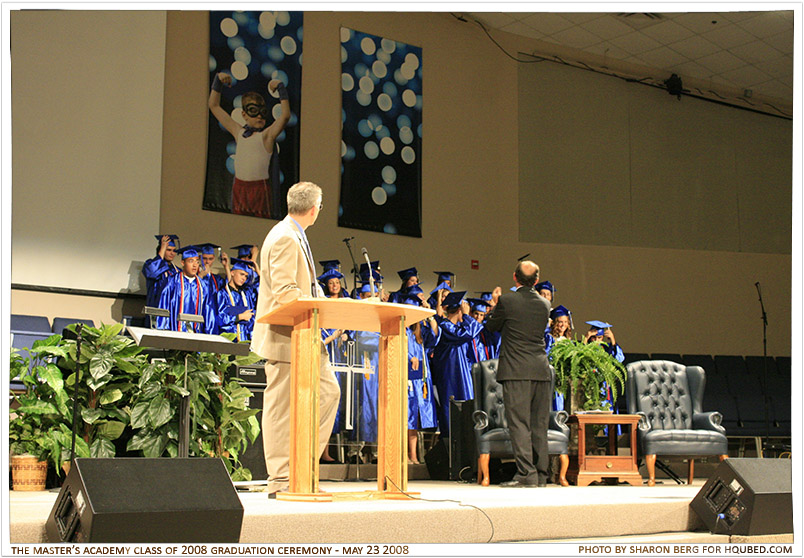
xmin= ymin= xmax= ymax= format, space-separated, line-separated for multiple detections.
xmin=126 ymin=326 xmax=251 ymax=457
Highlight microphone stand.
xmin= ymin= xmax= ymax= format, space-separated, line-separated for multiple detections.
xmin=755 ymin=282 xmax=770 ymax=455
xmin=343 ymin=237 xmax=359 ymax=298
xmin=70 ymin=324 xmax=85 ymax=467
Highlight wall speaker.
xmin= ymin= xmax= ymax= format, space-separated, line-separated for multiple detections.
xmin=690 ymin=458 xmax=792 ymax=535
xmin=46 ymin=458 xmax=243 ymax=543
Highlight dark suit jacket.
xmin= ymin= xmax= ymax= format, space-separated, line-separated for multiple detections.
xmin=484 ymin=286 xmax=551 ymax=382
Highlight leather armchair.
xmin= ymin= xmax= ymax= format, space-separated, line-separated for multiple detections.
xmin=471 ymin=359 xmax=569 ymax=486
xmin=626 ymin=360 xmax=729 ymax=486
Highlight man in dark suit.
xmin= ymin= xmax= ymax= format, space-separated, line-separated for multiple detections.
xmin=484 ymin=261 xmax=552 ymax=487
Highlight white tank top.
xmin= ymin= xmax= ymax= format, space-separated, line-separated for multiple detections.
xmin=234 ymin=130 xmax=271 ymax=181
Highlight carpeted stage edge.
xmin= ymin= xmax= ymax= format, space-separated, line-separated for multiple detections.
xmin=11 ymin=479 xmax=791 ymax=544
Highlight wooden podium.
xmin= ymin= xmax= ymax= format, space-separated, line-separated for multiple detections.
xmin=257 ymin=297 xmax=434 ymax=501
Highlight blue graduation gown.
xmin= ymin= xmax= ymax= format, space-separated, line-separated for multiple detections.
xmin=204 ymin=272 xmax=226 ymax=297
xmin=429 ymin=315 xmax=483 ymax=435
xmin=155 ymin=273 xmax=216 ymax=334
xmin=467 ymin=325 xmax=501 ymax=365
xmin=323 ymin=327 xmax=351 ymax=435
xmin=407 ymin=323 xmax=440 ymax=430
xmin=354 ymin=330 xmax=380 ymax=443
xmin=142 ymin=256 xmax=179 ymax=307
xmin=216 ymin=284 xmax=254 ymax=342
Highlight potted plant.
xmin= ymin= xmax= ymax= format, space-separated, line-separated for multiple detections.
xmin=548 ymin=337 xmax=627 ymax=414
xmin=9 ymin=340 xmax=72 ymax=490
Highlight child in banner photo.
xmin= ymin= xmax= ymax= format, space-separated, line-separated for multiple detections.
xmin=209 ymin=73 xmax=290 ymax=219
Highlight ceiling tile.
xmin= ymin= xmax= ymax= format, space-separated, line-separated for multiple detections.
xmin=559 ymin=12 xmax=605 ymax=25
xmin=583 ymin=42 xmax=632 ymax=62
xmin=609 ymin=31 xmax=662 ymax=55
xmin=761 ymin=55 xmax=794 ymax=79
xmin=667 ymin=35 xmax=720 ymax=59
xmin=751 ymin=79 xmax=792 ymax=101
xmin=517 ymin=13 xmax=575 ymax=36
xmin=701 ymin=22 xmax=758 ymax=49
xmin=638 ymin=19 xmax=696 ymax=44
xmin=719 ymin=11 xmax=764 ymax=23
xmin=550 ymin=25 xmax=603 ymax=50
xmin=763 ymin=30 xmax=793 ymax=54
xmin=469 ymin=13 xmax=518 ymax=30
xmin=717 ymin=64 xmax=772 ymax=87
xmin=730 ymin=39 xmax=783 ymax=64
xmin=736 ymin=11 xmax=792 ymax=39
xmin=673 ymin=12 xmax=725 ymax=34
xmin=668 ymin=60 xmax=715 ymax=80
xmin=499 ymin=20 xmax=547 ymax=41
xmin=578 ymin=14 xmax=634 ymax=40
xmin=696 ymin=50 xmax=749 ymax=73
xmin=634 ymin=46 xmax=689 ymax=69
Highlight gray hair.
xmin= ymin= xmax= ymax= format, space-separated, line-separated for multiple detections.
xmin=286 ymin=181 xmax=322 ymax=215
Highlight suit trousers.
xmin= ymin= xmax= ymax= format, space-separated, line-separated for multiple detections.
xmin=261 ymin=350 xmax=340 ymax=493
xmin=501 ymin=379 xmax=551 ymax=484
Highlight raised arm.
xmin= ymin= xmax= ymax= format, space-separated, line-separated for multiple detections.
xmin=262 ymin=79 xmax=291 ymax=147
xmin=208 ymin=72 xmax=241 ymax=138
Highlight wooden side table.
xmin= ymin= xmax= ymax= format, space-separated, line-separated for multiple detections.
xmin=567 ymin=413 xmax=643 ymax=486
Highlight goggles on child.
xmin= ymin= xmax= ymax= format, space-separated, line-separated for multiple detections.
xmin=243 ymin=103 xmax=268 ymax=118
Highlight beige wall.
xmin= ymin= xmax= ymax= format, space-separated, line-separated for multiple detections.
xmin=10 ymin=10 xmax=792 ymax=357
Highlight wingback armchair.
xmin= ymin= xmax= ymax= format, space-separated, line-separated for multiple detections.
xmin=626 ymin=360 xmax=729 ymax=486
xmin=471 ymin=359 xmax=569 ymax=487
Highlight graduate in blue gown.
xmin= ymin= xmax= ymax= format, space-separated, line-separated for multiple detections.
xmin=319 ymin=260 xmax=352 ymax=299
xmin=401 ymin=291 xmax=440 ymax=464
xmin=156 ymin=246 xmax=217 ymax=334
xmin=388 ymin=267 xmax=419 ymax=303
xmin=585 ymin=320 xmax=625 ymax=432
xmin=142 ymin=234 xmax=180 ymax=307
xmin=429 ymin=290 xmax=483 ymax=436
xmin=199 ymin=243 xmax=227 ymax=298
xmin=231 ymin=244 xmax=260 ymax=290
xmin=545 ymin=305 xmax=573 ymax=411
xmin=465 ymin=298 xmax=501 ymax=365
xmin=353 ymin=283 xmax=380 ymax=448
xmin=426 ymin=281 xmax=452 ymax=310
xmin=358 ymin=261 xmax=387 ymax=301
xmin=215 ymin=258 xmax=255 ymax=342
xmin=535 ymin=280 xmax=556 ymax=306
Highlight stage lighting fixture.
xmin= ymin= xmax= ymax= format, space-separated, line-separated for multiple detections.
xmin=664 ymin=73 xmax=684 ymax=99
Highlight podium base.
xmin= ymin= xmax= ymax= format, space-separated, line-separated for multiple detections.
xmin=276 ymin=491 xmax=421 ymax=502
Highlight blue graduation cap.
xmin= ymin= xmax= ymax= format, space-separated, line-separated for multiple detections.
xmin=586 ymin=320 xmax=613 ymax=336
xmin=550 ymin=305 xmax=571 ymax=319
xmin=359 ymin=261 xmax=380 ymax=275
xmin=199 ymin=243 xmax=220 ymax=255
xmin=430 ymin=281 xmax=453 ymax=295
xmin=155 ymin=234 xmax=179 ymax=247
xmin=433 ymin=271 xmax=454 ymax=284
xmin=229 ymin=257 xmax=253 ymax=273
xmin=406 ymin=285 xmax=424 ymax=297
xmin=477 ymin=292 xmax=493 ymax=302
xmin=222 ymin=303 xmax=249 ymax=317
xmin=535 ymin=281 xmax=556 ymax=293
xmin=401 ymin=292 xmax=423 ymax=306
xmin=177 ymin=245 xmax=200 ymax=259
xmin=231 ymin=244 xmax=255 ymax=258
xmin=397 ymin=267 xmax=418 ymax=282
xmin=319 ymin=259 xmax=341 ymax=272
xmin=466 ymin=298 xmax=489 ymax=312
xmin=358 ymin=283 xmax=374 ymax=294
xmin=441 ymin=290 xmax=467 ymax=308
xmin=318 ymin=268 xmax=344 ymax=283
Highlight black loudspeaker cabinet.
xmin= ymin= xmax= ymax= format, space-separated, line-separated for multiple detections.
xmin=234 ymin=361 xmax=266 ymax=385
xmin=46 ymin=458 xmax=243 ymax=543
xmin=424 ymin=398 xmax=475 ymax=481
xmin=690 ymin=458 xmax=792 ymax=536
xmin=240 ymin=385 xmax=268 ymax=480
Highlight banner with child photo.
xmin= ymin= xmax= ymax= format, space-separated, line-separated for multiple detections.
xmin=204 ymin=11 xmax=303 ymax=220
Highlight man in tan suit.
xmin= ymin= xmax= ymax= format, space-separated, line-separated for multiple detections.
xmin=251 ymin=181 xmax=340 ymax=496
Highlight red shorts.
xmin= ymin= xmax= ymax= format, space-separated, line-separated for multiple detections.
xmin=232 ymin=177 xmax=271 ymax=218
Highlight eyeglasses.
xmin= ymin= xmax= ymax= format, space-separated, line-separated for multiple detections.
xmin=318 ymin=203 xmax=323 ymax=211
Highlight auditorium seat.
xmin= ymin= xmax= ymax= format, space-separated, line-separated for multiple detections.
xmin=11 ymin=313 xmax=51 ymax=334
xmin=623 ymin=353 xmax=650 ymax=365
xmin=692 ymin=358 xmax=740 ymax=435
xmin=650 ymin=353 xmax=683 ymax=364
xmin=681 ymin=354 xmax=715 ymax=373
xmin=750 ymin=356 xmax=791 ymax=438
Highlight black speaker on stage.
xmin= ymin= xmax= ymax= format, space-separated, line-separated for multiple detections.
xmin=46 ymin=458 xmax=243 ymax=543
xmin=690 ymin=458 xmax=792 ymax=536
xmin=424 ymin=398 xmax=475 ymax=481
xmin=239 ymin=387 xmax=268 ymax=480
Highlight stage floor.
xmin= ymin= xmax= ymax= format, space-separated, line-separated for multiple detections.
xmin=11 ymin=478 xmax=724 ymax=544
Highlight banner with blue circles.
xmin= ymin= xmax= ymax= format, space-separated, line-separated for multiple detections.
xmin=339 ymin=28 xmax=423 ymax=238
xmin=204 ymin=11 xmax=302 ymax=220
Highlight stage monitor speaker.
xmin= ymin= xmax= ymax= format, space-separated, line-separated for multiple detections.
xmin=690 ymin=458 xmax=792 ymax=536
xmin=424 ymin=438 xmax=449 ymax=481
xmin=239 ymin=386 xmax=268 ymax=480
xmin=449 ymin=398 xmax=475 ymax=481
xmin=46 ymin=458 xmax=243 ymax=543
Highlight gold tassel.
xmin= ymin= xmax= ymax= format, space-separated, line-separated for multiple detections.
xmin=422 ymin=383 xmax=428 ymax=400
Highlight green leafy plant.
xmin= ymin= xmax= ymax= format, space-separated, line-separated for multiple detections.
xmin=548 ymin=337 xmax=627 ymax=412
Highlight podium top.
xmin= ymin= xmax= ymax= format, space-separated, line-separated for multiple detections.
xmin=126 ymin=326 xmax=252 ymax=356
xmin=257 ymin=297 xmax=435 ymax=332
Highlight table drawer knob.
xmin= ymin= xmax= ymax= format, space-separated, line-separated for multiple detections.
xmin=606 ymin=462 xmax=613 ymax=469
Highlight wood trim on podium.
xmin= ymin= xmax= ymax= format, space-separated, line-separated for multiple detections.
xmin=258 ymin=297 xmax=433 ymax=501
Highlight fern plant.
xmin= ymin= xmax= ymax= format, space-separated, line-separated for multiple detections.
xmin=548 ymin=337 xmax=627 ymax=412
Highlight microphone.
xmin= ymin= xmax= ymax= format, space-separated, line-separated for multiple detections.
xmin=362 ymin=247 xmax=376 ymax=297
xmin=342 ymin=237 xmax=354 ymax=243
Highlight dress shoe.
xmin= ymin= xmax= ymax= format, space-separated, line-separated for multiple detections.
xmin=267 ymin=487 xmax=289 ymax=499
xmin=500 ymin=480 xmax=539 ymax=488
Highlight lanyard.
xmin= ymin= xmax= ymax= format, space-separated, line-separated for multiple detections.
xmin=179 ymin=275 xmax=202 ymax=332
xmin=225 ymin=284 xmax=248 ymax=342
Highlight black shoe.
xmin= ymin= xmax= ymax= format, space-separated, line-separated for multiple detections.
xmin=500 ymin=480 xmax=539 ymax=488
xmin=267 ymin=487 xmax=289 ymax=499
